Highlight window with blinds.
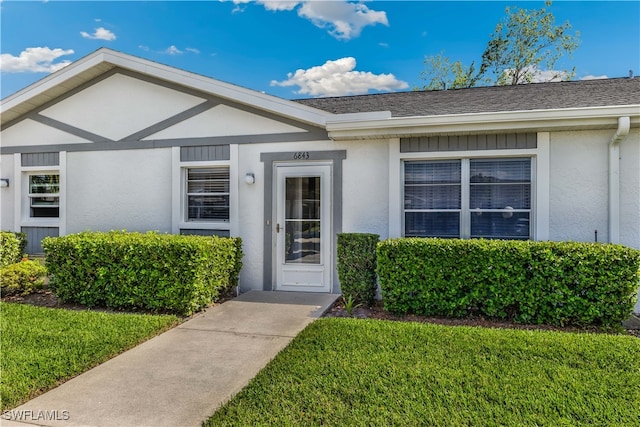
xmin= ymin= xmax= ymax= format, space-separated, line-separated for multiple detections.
xmin=469 ymin=159 xmax=531 ymax=239
xmin=404 ymin=160 xmax=461 ymax=237
xmin=404 ymin=158 xmax=532 ymax=239
xmin=29 ymin=174 xmax=60 ymax=218
xmin=186 ymin=167 xmax=230 ymax=222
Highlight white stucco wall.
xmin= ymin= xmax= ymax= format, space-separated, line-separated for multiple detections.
xmin=549 ymin=128 xmax=640 ymax=314
xmin=145 ymin=104 xmax=304 ymax=140
xmin=1 ymin=119 xmax=90 ymax=147
xmin=0 ymin=154 xmax=15 ymax=230
xmin=66 ymin=148 xmax=172 ymax=233
xmin=619 ymin=128 xmax=640 ymax=250
xmin=619 ymin=129 xmax=640 ymax=314
xmin=39 ymin=74 xmax=205 ymax=142
xmin=548 ymin=130 xmax=609 ymax=244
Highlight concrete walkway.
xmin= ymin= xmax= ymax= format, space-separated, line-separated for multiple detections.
xmin=2 ymin=291 xmax=339 ymax=427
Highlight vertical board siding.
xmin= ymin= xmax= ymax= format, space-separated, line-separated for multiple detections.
xmin=180 ymin=145 xmax=230 ymax=161
xmin=400 ymin=133 xmax=537 ymax=152
xmin=179 ymin=229 xmax=230 ymax=237
xmin=21 ymin=152 xmax=60 ymax=166
xmin=21 ymin=227 xmax=59 ymax=254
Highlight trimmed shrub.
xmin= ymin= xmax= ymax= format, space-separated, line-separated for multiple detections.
xmin=377 ymin=238 xmax=640 ymax=327
xmin=42 ymin=231 xmax=243 ymax=315
xmin=14 ymin=231 xmax=27 ymax=258
xmin=0 ymin=260 xmax=47 ymax=296
xmin=337 ymin=233 xmax=379 ymax=306
xmin=0 ymin=231 xmax=23 ymax=268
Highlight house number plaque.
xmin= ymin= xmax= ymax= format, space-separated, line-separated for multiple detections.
xmin=293 ymin=151 xmax=310 ymax=160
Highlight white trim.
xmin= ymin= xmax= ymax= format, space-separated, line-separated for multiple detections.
xmin=274 ymin=163 xmax=332 ymax=293
xmin=388 ymin=138 xmax=402 ymax=238
xmin=399 ymin=152 xmax=536 ymax=240
xmin=229 ymin=144 xmax=240 ymax=236
xmin=19 ymin=167 xmax=61 ymax=229
xmin=399 ymin=148 xmax=538 ymax=160
xmin=58 ymin=152 xmax=67 ymax=235
xmin=13 ymin=153 xmax=21 ymax=232
xmin=178 ymin=222 xmax=231 ymax=231
xmin=327 ymin=105 xmax=640 ymax=141
xmin=535 ymin=132 xmax=550 ymax=241
xmin=174 ymin=157 xmax=234 ymax=234
xmin=171 ymin=147 xmax=181 ymax=234
xmin=460 ymin=159 xmax=470 ymax=238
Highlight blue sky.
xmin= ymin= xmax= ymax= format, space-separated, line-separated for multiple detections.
xmin=1 ymin=1 xmax=639 ymax=99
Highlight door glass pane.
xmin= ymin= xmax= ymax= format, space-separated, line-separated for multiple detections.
xmin=285 ymin=177 xmax=321 ymax=264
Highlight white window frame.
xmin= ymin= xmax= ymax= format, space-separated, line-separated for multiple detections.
xmin=15 ymin=152 xmax=66 ymax=233
xmin=390 ymin=138 xmax=543 ymax=240
xmin=27 ymin=172 xmax=61 ymax=219
xmin=171 ymin=146 xmax=239 ymax=234
xmin=184 ymin=165 xmax=230 ymax=223
xmin=403 ymin=157 xmax=534 ymax=239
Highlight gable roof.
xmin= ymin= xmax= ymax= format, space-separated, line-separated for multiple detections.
xmin=3 ymin=48 xmax=638 ymax=143
xmin=1 ymin=48 xmax=349 ymax=129
xmin=295 ymin=78 xmax=640 ymax=117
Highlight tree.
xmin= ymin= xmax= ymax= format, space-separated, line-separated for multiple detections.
xmin=418 ymin=52 xmax=487 ymax=90
xmin=419 ymin=1 xmax=580 ymax=90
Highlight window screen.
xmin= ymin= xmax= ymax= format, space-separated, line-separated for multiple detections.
xmin=186 ymin=167 xmax=230 ymax=221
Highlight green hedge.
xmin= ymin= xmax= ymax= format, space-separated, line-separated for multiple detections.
xmin=0 ymin=231 xmax=24 ymax=268
xmin=42 ymin=231 xmax=243 ymax=315
xmin=0 ymin=260 xmax=47 ymax=296
xmin=337 ymin=233 xmax=379 ymax=306
xmin=377 ymin=238 xmax=640 ymax=327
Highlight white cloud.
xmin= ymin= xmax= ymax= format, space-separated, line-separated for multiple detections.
xmin=231 ymin=0 xmax=388 ymax=40
xmin=0 ymin=47 xmax=74 ymax=73
xmin=270 ymin=57 xmax=408 ymax=97
xmin=298 ymin=1 xmax=388 ymax=40
xmin=138 ymin=45 xmax=150 ymax=52
xmin=259 ymin=0 xmax=298 ymax=11
xmin=164 ymin=45 xmax=183 ymax=55
xmin=581 ymin=74 xmax=608 ymax=80
xmin=80 ymin=27 xmax=116 ymax=41
xmin=186 ymin=47 xmax=201 ymax=54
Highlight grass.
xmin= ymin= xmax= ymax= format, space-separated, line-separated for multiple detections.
xmin=0 ymin=302 xmax=179 ymax=410
xmin=206 ymin=318 xmax=640 ymax=427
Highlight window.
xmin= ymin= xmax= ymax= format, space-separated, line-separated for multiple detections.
xmin=185 ymin=167 xmax=230 ymax=222
xmin=28 ymin=174 xmax=59 ymax=218
xmin=404 ymin=158 xmax=532 ymax=239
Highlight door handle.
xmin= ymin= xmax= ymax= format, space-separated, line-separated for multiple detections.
xmin=276 ymin=223 xmax=281 ymax=233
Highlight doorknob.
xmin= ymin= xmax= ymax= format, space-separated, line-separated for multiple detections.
xmin=276 ymin=223 xmax=281 ymax=233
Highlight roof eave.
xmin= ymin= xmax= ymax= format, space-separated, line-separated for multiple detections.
xmin=326 ymin=105 xmax=640 ymax=140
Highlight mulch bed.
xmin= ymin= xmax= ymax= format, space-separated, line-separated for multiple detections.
xmin=324 ymin=299 xmax=640 ymax=339
xmin=3 ymin=289 xmax=639 ymax=338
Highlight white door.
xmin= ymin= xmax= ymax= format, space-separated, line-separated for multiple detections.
xmin=275 ymin=164 xmax=331 ymax=292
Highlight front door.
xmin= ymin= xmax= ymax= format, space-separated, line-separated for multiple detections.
xmin=275 ymin=164 xmax=331 ymax=292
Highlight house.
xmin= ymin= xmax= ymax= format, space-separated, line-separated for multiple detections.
xmin=1 ymin=48 xmax=639 ymax=313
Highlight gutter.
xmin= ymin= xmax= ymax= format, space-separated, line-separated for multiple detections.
xmin=326 ymin=105 xmax=640 ymax=141
xmin=608 ymin=116 xmax=631 ymax=243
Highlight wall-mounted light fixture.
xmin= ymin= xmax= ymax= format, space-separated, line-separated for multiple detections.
xmin=244 ymin=173 xmax=255 ymax=185
xmin=0 ymin=178 xmax=9 ymax=188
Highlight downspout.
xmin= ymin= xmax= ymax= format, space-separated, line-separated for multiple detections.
xmin=608 ymin=116 xmax=630 ymax=243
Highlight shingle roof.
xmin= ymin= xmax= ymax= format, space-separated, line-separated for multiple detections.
xmin=294 ymin=78 xmax=640 ymax=117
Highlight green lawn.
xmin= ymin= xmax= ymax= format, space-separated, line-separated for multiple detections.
xmin=0 ymin=302 xmax=178 ymax=410
xmin=206 ymin=318 xmax=640 ymax=427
